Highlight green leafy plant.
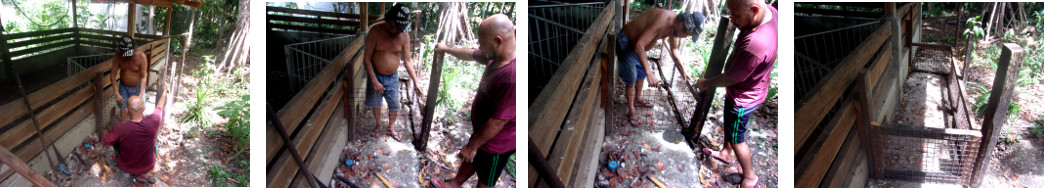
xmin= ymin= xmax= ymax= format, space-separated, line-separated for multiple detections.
xmin=969 ymin=83 xmax=1022 ymax=120
xmin=208 ymin=162 xmax=248 ymax=186
xmin=217 ymin=94 xmax=250 ymax=150
xmin=1001 ymin=127 xmax=1022 ymax=144
xmin=181 ymin=78 xmax=214 ymax=135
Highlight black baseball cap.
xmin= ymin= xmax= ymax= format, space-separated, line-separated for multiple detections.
xmin=385 ymin=4 xmax=411 ymax=32
xmin=117 ymin=35 xmax=136 ymax=57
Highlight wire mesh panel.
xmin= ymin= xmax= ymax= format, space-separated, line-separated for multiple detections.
xmin=795 ymin=20 xmax=882 ymax=100
xmin=67 ymin=53 xmax=115 ymax=76
xmin=285 ymin=35 xmax=357 ymax=91
xmin=528 ymin=2 xmax=606 ymax=100
xmin=874 ymin=125 xmax=981 ymax=185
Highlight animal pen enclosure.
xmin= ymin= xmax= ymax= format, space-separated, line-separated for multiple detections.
xmin=0 ymin=0 xmax=202 ymax=186
xmin=795 ymin=2 xmax=1026 ymax=187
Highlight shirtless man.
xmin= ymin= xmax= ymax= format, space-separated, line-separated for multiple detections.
xmin=110 ymin=35 xmax=148 ymax=122
xmin=364 ymin=4 xmax=424 ymax=142
xmin=618 ymin=9 xmax=705 ymax=126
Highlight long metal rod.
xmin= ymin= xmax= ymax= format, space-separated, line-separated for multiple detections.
xmin=529 ymin=138 xmax=565 ymax=188
xmin=267 ymin=103 xmax=321 ymax=188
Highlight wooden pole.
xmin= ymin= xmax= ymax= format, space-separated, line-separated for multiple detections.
xmin=415 ymin=51 xmax=444 ymax=152
xmin=71 ymin=0 xmax=78 ymax=28
xmin=129 ymin=3 xmax=136 ymax=37
xmin=684 ymin=17 xmax=736 ymax=149
xmin=0 ymin=146 xmax=56 ymax=186
xmin=267 ymin=103 xmax=321 ymax=188
xmin=971 ymin=43 xmax=1025 ymax=187
xmin=94 ymin=73 xmax=106 ymax=137
xmin=164 ymin=6 xmax=172 ymax=35
xmin=360 ymin=2 xmax=369 ymax=32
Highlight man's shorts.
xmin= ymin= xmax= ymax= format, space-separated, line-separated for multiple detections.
xmin=723 ymin=99 xmax=761 ymax=144
xmin=615 ymin=31 xmax=646 ymax=86
xmin=364 ymin=72 xmax=401 ymax=111
xmin=474 ymin=149 xmax=514 ymax=187
xmin=118 ymin=80 xmax=142 ymax=110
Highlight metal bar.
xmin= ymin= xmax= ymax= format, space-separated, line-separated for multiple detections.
xmin=267 ymin=103 xmax=321 ymax=188
xmin=685 ymin=17 xmax=737 ymax=149
xmin=529 ymin=138 xmax=566 ymax=188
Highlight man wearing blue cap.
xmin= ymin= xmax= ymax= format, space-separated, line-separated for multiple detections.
xmin=364 ymin=3 xmax=425 ymax=142
xmin=617 ymin=9 xmax=705 ymax=126
xmin=110 ymin=35 xmax=148 ymax=122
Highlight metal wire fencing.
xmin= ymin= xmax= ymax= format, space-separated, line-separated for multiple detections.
xmin=528 ymin=2 xmax=606 ymax=100
xmin=285 ymin=35 xmax=358 ymax=91
xmin=795 ymin=20 xmax=882 ymax=99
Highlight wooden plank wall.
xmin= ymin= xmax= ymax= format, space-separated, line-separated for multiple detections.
xmin=0 ymin=38 xmax=170 ymax=182
xmin=794 ymin=3 xmax=921 ymax=187
xmin=266 ymin=35 xmax=365 ymax=188
xmin=266 ymin=6 xmax=379 ymax=35
xmin=528 ymin=1 xmax=615 ymax=187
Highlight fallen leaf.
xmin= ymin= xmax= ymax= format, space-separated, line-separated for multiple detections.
xmin=656 ymin=161 xmax=664 ymax=171
xmin=643 ymin=143 xmax=653 ymax=150
xmin=384 ymin=163 xmax=391 ymax=170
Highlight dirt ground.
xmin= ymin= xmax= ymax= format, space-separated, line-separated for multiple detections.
xmin=332 ymin=68 xmax=515 ymax=188
xmin=45 ymin=52 xmax=250 ymax=186
xmin=594 ymin=44 xmax=778 ymax=187
xmin=867 ymin=13 xmax=1044 ymax=187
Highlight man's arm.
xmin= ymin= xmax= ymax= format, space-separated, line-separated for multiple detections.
xmin=138 ymin=52 xmax=147 ymax=96
xmin=696 ymin=73 xmax=738 ymax=90
xmin=633 ymin=25 xmax=660 ymax=87
xmin=666 ymin=37 xmax=692 ymax=82
xmin=363 ymin=33 xmax=385 ymax=94
xmin=400 ymin=34 xmax=424 ymax=96
xmin=110 ymin=57 xmax=122 ymax=103
xmin=435 ymin=43 xmax=479 ymax=62
xmin=155 ymin=81 xmax=168 ymax=111
xmin=460 ymin=117 xmax=508 ymax=162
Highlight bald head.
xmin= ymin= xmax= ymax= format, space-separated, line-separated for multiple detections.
xmin=478 ymin=14 xmax=515 ymax=41
xmin=476 ymin=14 xmax=516 ymax=62
xmin=127 ymin=96 xmax=145 ymax=115
xmin=726 ymin=0 xmax=768 ymax=29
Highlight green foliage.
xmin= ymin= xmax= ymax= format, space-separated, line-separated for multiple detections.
xmin=181 ymin=79 xmax=214 ymax=132
xmin=208 ymin=161 xmax=248 ymax=186
xmin=1030 ymin=114 xmax=1044 ymax=138
xmin=2 ymin=0 xmax=72 ymax=33
xmin=1001 ymin=28 xmax=1017 ymax=43
xmin=963 ymin=16 xmax=985 ymax=40
xmin=1001 ymin=127 xmax=1022 ymax=144
xmin=217 ymin=94 xmax=250 ymax=150
xmin=969 ymin=83 xmax=1022 ymax=120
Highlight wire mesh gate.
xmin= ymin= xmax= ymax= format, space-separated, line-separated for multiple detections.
xmin=285 ymin=35 xmax=358 ymax=91
xmin=67 ymin=53 xmax=114 ymax=76
xmin=795 ymin=20 xmax=882 ymax=99
xmin=870 ymin=45 xmax=981 ymax=185
xmin=528 ymin=2 xmax=606 ymax=101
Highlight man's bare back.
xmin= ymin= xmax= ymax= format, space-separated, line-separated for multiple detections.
xmin=622 ymin=9 xmax=679 ymax=52
xmin=368 ymin=23 xmax=410 ymax=76
xmin=117 ymin=52 xmax=148 ymax=86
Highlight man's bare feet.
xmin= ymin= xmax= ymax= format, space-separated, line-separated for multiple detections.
xmin=741 ymin=176 xmax=759 ymax=188
xmin=634 ymin=100 xmax=654 ymax=108
xmin=702 ymin=148 xmax=735 ymax=163
xmin=390 ymin=130 xmax=402 ymax=142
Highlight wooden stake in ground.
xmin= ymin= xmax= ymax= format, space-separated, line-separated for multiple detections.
xmin=971 ymin=43 xmax=1025 ymax=187
xmin=685 ymin=17 xmax=737 ymax=149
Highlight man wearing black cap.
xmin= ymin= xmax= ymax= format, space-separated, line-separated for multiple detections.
xmin=110 ymin=35 xmax=148 ymax=122
xmin=617 ymin=9 xmax=705 ymax=126
xmin=363 ymin=3 xmax=424 ymax=142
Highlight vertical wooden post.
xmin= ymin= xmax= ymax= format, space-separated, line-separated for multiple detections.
xmin=94 ymin=73 xmax=106 ymax=137
xmin=164 ymin=6 xmax=172 ymax=35
xmin=381 ymin=2 xmax=386 ymax=14
xmin=360 ymin=2 xmax=369 ymax=32
xmin=684 ymin=17 xmax=736 ymax=149
xmin=971 ymin=43 xmax=1025 ymax=187
xmin=129 ymin=3 xmax=137 ymax=37
xmin=415 ymin=51 xmax=445 ymax=152
xmin=71 ymin=0 xmax=78 ymax=28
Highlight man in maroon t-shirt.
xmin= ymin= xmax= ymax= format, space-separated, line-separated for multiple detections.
xmin=103 ymin=81 xmax=169 ymax=185
xmin=432 ymin=14 xmax=516 ymax=188
xmin=695 ymin=0 xmax=777 ymax=187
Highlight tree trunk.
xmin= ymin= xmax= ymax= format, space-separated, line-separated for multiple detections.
xmin=985 ymin=3 xmax=996 ymax=39
xmin=218 ymin=0 xmax=250 ymax=73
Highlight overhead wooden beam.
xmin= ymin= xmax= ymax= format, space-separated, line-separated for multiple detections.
xmin=685 ymin=17 xmax=737 ymax=149
xmin=971 ymin=43 xmax=1025 ymax=187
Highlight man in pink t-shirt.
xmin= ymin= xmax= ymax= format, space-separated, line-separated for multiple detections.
xmin=695 ymin=0 xmax=777 ymax=187
xmin=433 ymin=14 xmax=516 ymax=188
xmin=103 ymin=82 xmax=169 ymax=185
